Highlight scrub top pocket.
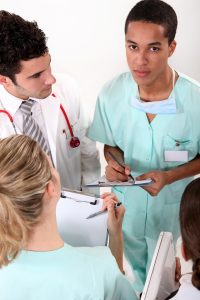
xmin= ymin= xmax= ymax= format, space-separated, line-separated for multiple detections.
xmin=162 ymin=135 xmax=195 ymax=167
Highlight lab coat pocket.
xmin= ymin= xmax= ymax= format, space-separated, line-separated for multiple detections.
xmin=162 ymin=135 xmax=194 ymax=166
xmin=64 ymin=120 xmax=85 ymax=159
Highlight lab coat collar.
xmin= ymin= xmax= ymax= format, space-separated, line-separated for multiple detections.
xmin=0 ymin=85 xmax=22 ymax=115
xmin=40 ymin=93 xmax=60 ymax=167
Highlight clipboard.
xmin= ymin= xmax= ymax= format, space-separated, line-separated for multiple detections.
xmin=56 ymin=189 xmax=108 ymax=247
xmin=84 ymin=175 xmax=152 ymax=187
xmin=141 ymin=232 xmax=179 ymax=300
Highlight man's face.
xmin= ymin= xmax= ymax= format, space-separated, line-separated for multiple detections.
xmin=6 ymin=52 xmax=56 ymax=100
xmin=125 ymin=21 xmax=176 ymax=87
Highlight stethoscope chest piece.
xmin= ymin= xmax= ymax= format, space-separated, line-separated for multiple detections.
xmin=70 ymin=136 xmax=80 ymax=148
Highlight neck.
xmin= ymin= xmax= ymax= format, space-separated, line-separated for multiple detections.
xmin=26 ymin=211 xmax=64 ymax=252
xmin=139 ymin=66 xmax=174 ymax=101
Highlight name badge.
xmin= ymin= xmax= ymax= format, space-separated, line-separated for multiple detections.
xmin=164 ymin=150 xmax=188 ymax=162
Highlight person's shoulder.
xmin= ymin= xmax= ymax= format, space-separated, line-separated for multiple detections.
xmin=75 ymin=246 xmax=114 ymax=263
xmin=53 ymin=73 xmax=80 ymax=92
xmin=52 ymin=73 xmax=81 ymax=106
xmin=178 ymin=72 xmax=200 ymax=91
xmin=101 ymin=72 xmax=134 ymax=94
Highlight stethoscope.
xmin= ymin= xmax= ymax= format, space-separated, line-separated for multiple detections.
xmin=0 ymin=93 xmax=80 ymax=148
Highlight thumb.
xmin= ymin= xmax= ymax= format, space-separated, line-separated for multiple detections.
xmin=124 ymin=165 xmax=131 ymax=176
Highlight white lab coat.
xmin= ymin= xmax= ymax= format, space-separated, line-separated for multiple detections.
xmin=0 ymin=73 xmax=100 ymax=191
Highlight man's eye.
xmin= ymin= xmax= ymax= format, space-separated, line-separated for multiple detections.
xmin=129 ymin=45 xmax=137 ymax=50
xmin=32 ymin=73 xmax=41 ymax=79
xmin=150 ymin=47 xmax=160 ymax=52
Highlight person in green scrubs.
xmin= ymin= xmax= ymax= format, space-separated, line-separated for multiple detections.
xmin=88 ymin=0 xmax=200 ymax=293
xmin=0 ymin=135 xmax=137 ymax=300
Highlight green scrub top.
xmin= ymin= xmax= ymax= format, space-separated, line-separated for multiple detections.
xmin=88 ymin=71 xmax=200 ymax=291
xmin=0 ymin=244 xmax=137 ymax=300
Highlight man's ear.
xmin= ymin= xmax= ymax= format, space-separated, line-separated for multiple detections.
xmin=0 ymin=75 xmax=11 ymax=86
xmin=168 ymin=40 xmax=177 ymax=57
xmin=181 ymin=242 xmax=189 ymax=261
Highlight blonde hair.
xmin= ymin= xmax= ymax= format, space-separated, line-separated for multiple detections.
xmin=0 ymin=135 xmax=51 ymax=267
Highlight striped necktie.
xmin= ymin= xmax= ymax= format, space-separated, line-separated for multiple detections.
xmin=20 ymin=100 xmax=51 ymax=155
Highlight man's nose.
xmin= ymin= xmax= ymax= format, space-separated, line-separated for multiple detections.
xmin=136 ymin=50 xmax=148 ymax=65
xmin=44 ymin=72 xmax=56 ymax=85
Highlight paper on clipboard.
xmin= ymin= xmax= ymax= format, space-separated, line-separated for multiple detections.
xmin=56 ymin=189 xmax=108 ymax=247
xmin=84 ymin=175 xmax=152 ymax=187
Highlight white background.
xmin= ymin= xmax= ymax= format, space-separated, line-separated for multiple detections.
xmin=1 ymin=0 xmax=200 ymax=171
xmin=1 ymin=0 xmax=200 ymax=114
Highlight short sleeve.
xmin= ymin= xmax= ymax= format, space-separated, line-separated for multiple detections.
xmin=87 ymin=94 xmax=116 ymax=147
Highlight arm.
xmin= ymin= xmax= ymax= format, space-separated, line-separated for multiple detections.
xmin=102 ymin=193 xmax=125 ymax=273
xmin=137 ymin=155 xmax=200 ymax=196
xmin=104 ymin=145 xmax=131 ymax=182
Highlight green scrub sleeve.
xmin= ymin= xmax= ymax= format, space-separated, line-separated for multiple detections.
xmin=87 ymin=96 xmax=116 ymax=147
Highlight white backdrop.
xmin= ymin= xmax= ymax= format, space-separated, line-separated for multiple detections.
xmin=1 ymin=0 xmax=200 ymax=114
xmin=1 ymin=0 xmax=200 ymax=171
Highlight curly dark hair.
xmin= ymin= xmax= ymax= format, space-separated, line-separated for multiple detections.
xmin=125 ymin=0 xmax=178 ymax=45
xmin=0 ymin=10 xmax=48 ymax=83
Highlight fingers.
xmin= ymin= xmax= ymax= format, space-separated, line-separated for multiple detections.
xmin=105 ymin=161 xmax=129 ymax=182
xmin=101 ymin=193 xmax=119 ymax=211
xmin=107 ymin=201 xmax=125 ymax=223
xmin=142 ymin=185 xmax=159 ymax=196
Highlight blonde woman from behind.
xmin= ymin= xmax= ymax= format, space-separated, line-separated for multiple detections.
xmin=0 ymin=135 xmax=137 ymax=300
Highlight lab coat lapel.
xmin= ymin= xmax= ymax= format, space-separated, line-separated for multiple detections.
xmin=40 ymin=95 xmax=60 ymax=167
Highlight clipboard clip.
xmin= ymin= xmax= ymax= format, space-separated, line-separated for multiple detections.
xmin=60 ymin=188 xmax=99 ymax=205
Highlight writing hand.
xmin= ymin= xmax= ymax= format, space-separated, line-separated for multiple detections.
xmin=101 ymin=193 xmax=125 ymax=236
xmin=105 ymin=160 xmax=131 ymax=182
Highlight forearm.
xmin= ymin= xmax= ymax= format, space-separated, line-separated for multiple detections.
xmin=109 ymin=231 xmax=124 ymax=273
xmin=104 ymin=145 xmax=124 ymax=163
xmin=165 ymin=155 xmax=200 ymax=184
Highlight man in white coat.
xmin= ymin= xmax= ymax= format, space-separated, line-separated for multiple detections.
xmin=0 ymin=10 xmax=100 ymax=191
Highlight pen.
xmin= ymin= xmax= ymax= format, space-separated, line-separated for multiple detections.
xmin=108 ymin=151 xmax=135 ymax=182
xmin=86 ymin=202 xmax=122 ymax=219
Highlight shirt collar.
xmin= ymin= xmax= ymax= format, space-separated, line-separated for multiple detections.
xmin=0 ymin=85 xmax=41 ymax=117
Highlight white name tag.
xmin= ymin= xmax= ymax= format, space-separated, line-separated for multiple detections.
xmin=164 ymin=150 xmax=188 ymax=162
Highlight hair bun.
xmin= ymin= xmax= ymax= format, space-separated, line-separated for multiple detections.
xmin=192 ymin=258 xmax=200 ymax=290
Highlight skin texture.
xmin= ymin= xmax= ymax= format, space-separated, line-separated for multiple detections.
xmin=0 ymin=52 xmax=56 ymax=100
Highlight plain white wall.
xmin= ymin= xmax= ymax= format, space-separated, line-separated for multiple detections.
xmin=1 ymin=0 xmax=200 ymax=172
xmin=1 ymin=0 xmax=200 ymax=114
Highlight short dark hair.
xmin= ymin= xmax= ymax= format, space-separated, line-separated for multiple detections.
xmin=125 ymin=0 xmax=178 ymax=44
xmin=0 ymin=10 xmax=48 ymax=82
xmin=180 ymin=178 xmax=200 ymax=290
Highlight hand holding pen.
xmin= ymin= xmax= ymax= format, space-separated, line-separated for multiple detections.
xmin=106 ymin=151 xmax=134 ymax=182
xmin=102 ymin=193 xmax=125 ymax=236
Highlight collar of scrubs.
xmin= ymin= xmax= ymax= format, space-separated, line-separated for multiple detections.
xmin=131 ymin=69 xmax=177 ymax=114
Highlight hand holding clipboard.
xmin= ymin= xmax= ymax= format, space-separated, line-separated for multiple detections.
xmin=84 ymin=151 xmax=152 ymax=188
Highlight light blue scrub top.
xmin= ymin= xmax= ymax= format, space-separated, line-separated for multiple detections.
xmin=88 ymin=72 xmax=200 ymax=291
xmin=0 ymin=244 xmax=137 ymax=300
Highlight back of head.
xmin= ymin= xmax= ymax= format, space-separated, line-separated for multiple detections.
xmin=180 ymin=178 xmax=200 ymax=290
xmin=0 ymin=135 xmax=51 ymax=267
xmin=125 ymin=0 xmax=178 ymax=44
xmin=0 ymin=10 xmax=48 ymax=82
